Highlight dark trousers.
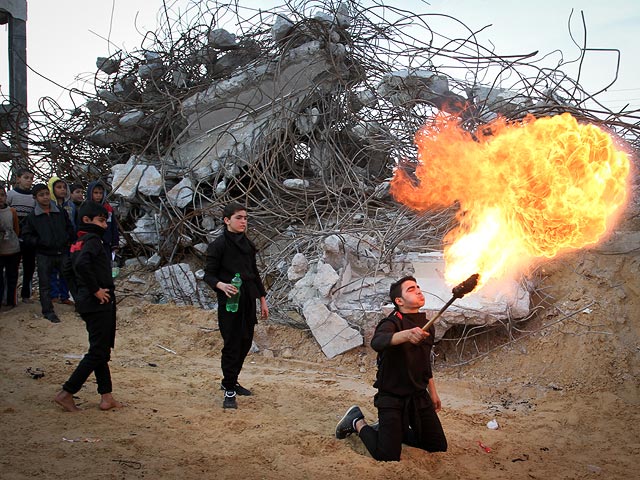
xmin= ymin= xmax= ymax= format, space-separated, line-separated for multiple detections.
xmin=359 ymin=392 xmax=447 ymax=461
xmin=36 ymin=253 xmax=65 ymax=316
xmin=63 ymin=308 xmax=116 ymax=395
xmin=218 ymin=295 xmax=256 ymax=390
xmin=0 ymin=253 xmax=20 ymax=306
xmin=19 ymin=243 xmax=36 ymax=299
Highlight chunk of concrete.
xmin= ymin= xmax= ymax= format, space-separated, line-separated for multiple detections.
xmin=303 ymin=301 xmax=363 ymax=358
xmin=272 ymin=15 xmax=294 ymax=43
xmin=96 ymin=56 xmax=120 ymax=75
xmin=175 ymin=40 xmax=338 ymax=176
xmin=119 ymin=110 xmax=145 ymax=127
xmin=154 ymin=263 xmax=209 ymax=307
xmin=283 ymin=178 xmax=309 ymax=189
xmin=209 ymin=28 xmax=237 ymax=49
xmin=137 ymin=165 xmax=163 ymax=196
xmin=313 ymin=262 xmax=339 ymax=297
xmin=166 ymin=177 xmax=194 ymax=208
xmin=287 ymin=252 xmax=309 ymax=281
xmin=131 ymin=213 xmax=162 ymax=247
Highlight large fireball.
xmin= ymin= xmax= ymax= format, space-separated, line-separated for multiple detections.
xmin=390 ymin=113 xmax=631 ymax=287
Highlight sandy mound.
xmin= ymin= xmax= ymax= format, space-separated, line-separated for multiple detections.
xmin=1 ymin=230 xmax=638 ymax=479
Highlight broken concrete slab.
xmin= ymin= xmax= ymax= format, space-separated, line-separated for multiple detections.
xmin=287 ymin=252 xmax=308 ymax=281
xmin=111 ymin=156 xmax=163 ymax=199
xmin=303 ymin=301 xmax=363 ymax=359
xmin=131 ymin=212 xmax=162 ymax=246
xmin=96 ymin=57 xmax=120 ymax=75
xmin=272 ymin=15 xmax=294 ymax=43
xmin=119 ymin=110 xmax=145 ymax=128
xmin=313 ymin=262 xmax=339 ymax=297
xmin=154 ymin=263 xmax=208 ymax=307
xmin=174 ymin=40 xmax=343 ymax=177
xmin=136 ymin=165 xmax=163 ymax=196
xmin=282 ymin=178 xmax=309 ymax=189
xmin=166 ymin=177 xmax=194 ymax=208
xmin=288 ymin=268 xmax=320 ymax=306
xmin=111 ymin=162 xmax=142 ymax=200
xmin=208 ymin=28 xmax=237 ymax=50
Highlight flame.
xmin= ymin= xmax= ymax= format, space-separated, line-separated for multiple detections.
xmin=391 ymin=113 xmax=631 ymax=287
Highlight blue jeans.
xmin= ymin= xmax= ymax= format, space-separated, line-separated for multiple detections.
xmin=49 ymin=268 xmax=70 ymax=300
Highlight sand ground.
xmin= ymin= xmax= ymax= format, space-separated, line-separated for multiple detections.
xmin=1 ymin=240 xmax=638 ymax=479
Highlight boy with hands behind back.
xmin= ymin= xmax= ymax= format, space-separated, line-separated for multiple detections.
xmin=54 ymin=202 xmax=121 ymax=412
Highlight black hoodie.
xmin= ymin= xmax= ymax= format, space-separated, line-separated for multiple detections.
xmin=370 ymin=311 xmax=435 ymax=397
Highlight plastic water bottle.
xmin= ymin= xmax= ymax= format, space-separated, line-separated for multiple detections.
xmin=111 ymin=252 xmax=119 ymax=278
xmin=226 ymin=273 xmax=242 ymax=312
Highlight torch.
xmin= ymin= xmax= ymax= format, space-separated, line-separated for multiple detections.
xmin=422 ymin=273 xmax=480 ymax=332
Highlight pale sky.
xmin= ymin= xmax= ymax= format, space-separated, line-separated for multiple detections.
xmin=1 ymin=0 xmax=639 ymax=113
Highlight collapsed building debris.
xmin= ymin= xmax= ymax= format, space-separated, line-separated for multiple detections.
xmin=2 ymin=1 xmax=638 ymax=358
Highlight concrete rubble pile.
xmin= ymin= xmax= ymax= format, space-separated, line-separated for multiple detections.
xmin=67 ymin=1 xmax=544 ymax=358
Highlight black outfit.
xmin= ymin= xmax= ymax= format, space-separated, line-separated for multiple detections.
xmin=204 ymin=229 xmax=266 ymax=391
xmin=0 ymin=253 xmax=19 ymax=307
xmin=61 ymin=225 xmax=117 ymax=395
xmin=21 ymin=202 xmax=75 ymax=317
xmin=18 ymin=242 xmax=36 ymax=300
xmin=359 ymin=311 xmax=447 ymax=461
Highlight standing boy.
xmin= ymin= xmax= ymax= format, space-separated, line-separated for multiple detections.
xmin=84 ymin=181 xmax=119 ymax=260
xmin=21 ymin=184 xmax=74 ymax=323
xmin=335 ymin=275 xmax=447 ymax=461
xmin=48 ymin=176 xmax=74 ymax=305
xmin=68 ymin=183 xmax=84 ymax=232
xmin=0 ymin=186 xmax=21 ymax=309
xmin=54 ymin=201 xmax=121 ymax=412
xmin=204 ymin=202 xmax=269 ymax=409
xmin=6 ymin=168 xmax=36 ymax=303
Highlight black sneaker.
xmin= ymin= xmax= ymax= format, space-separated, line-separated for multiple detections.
xmin=335 ymin=405 xmax=364 ymax=439
xmin=45 ymin=313 xmax=61 ymax=323
xmin=223 ymin=390 xmax=237 ymax=409
xmin=221 ymin=383 xmax=252 ymax=396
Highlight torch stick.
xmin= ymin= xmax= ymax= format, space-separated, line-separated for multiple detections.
xmin=422 ymin=273 xmax=480 ymax=332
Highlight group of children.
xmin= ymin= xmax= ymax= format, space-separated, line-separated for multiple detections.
xmin=0 ymin=168 xmax=119 ymax=322
xmin=2 ymin=167 xmax=123 ymax=412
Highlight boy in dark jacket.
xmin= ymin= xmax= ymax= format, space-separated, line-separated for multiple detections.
xmin=54 ymin=201 xmax=122 ymax=412
xmin=21 ymin=184 xmax=75 ymax=323
xmin=68 ymin=183 xmax=84 ymax=232
xmin=204 ymin=202 xmax=269 ymax=409
xmin=335 ymin=276 xmax=447 ymax=461
xmin=47 ymin=176 xmax=74 ymax=305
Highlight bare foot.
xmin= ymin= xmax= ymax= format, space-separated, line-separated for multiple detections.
xmin=99 ymin=393 xmax=124 ymax=411
xmin=54 ymin=390 xmax=81 ymax=412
